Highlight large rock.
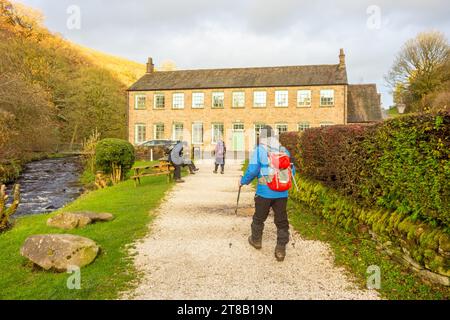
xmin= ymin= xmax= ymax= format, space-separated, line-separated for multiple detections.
xmin=47 ymin=212 xmax=114 ymax=230
xmin=20 ymin=234 xmax=99 ymax=272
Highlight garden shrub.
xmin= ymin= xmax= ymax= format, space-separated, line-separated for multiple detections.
xmin=95 ymin=138 xmax=135 ymax=182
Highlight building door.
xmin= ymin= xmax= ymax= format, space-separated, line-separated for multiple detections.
xmin=232 ymin=123 xmax=245 ymax=151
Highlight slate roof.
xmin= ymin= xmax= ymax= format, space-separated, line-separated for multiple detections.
xmin=347 ymin=84 xmax=383 ymax=123
xmin=128 ymin=64 xmax=348 ymax=91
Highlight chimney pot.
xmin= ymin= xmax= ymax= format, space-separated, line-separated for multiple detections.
xmin=339 ymin=49 xmax=346 ymax=68
xmin=146 ymin=57 xmax=154 ymax=73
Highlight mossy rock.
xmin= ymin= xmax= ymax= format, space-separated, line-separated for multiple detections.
xmin=439 ymin=234 xmax=450 ymax=252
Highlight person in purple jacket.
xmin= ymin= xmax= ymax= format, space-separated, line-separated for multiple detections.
xmin=239 ymin=125 xmax=295 ymax=262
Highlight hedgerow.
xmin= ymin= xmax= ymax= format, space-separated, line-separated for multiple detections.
xmin=280 ymin=111 xmax=450 ymax=228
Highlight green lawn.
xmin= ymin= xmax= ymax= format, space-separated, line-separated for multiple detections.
xmin=289 ymin=201 xmax=450 ymax=300
xmin=0 ymin=162 xmax=172 ymax=300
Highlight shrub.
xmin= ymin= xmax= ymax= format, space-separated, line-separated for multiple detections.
xmin=279 ymin=131 xmax=302 ymax=162
xmin=95 ymin=138 xmax=135 ymax=183
xmin=282 ymin=111 xmax=450 ymax=228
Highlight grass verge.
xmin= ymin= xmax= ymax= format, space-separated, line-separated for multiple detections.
xmin=289 ymin=201 xmax=450 ymax=300
xmin=0 ymin=162 xmax=172 ymax=300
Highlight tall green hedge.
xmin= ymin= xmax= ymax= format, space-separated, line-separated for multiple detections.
xmin=280 ymin=111 xmax=450 ymax=228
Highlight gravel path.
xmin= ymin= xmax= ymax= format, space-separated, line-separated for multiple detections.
xmin=122 ymin=162 xmax=379 ymax=300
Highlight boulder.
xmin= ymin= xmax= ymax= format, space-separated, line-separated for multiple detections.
xmin=47 ymin=211 xmax=114 ymax=230
xmin=20 ymin=234 xmax=99 ymax=272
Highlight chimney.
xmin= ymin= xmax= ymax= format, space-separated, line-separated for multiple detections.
xmin=146 ymin=57 xmax=154 ymax=73
xmin=339 ymin=48 xmax=346 ymax=69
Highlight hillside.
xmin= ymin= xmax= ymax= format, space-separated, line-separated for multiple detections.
xmin=71 ymin=43 xmax=145 ymax=87
xmin=0 ymin=0 xmax=145 ymax=168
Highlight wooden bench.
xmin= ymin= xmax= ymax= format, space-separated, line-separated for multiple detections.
xmin=131 ymin=160 xmax=175 ymax=186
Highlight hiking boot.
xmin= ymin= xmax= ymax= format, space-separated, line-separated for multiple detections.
xmin=213 ymin=171 xmax=218 ymax=174
xmin=175 ymin=179 xmax=185 ymax=183
xmin=248 ymin=236 xmax=262 ymax=250
xmin=221 ymin=171 xmax=224 ymax=174
xmin=274 ymin=245 xmax=286 ymax=262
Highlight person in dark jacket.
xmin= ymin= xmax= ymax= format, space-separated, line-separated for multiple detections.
xmin=213 ymin=139 xmax=226 ymax=174
xmin=169 ymin=141 xmax=198 ymax=183
xmin=239 ymin=125 xmax=295 ymax=262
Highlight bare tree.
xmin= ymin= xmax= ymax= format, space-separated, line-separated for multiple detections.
xmin=386 ymin=31 xmax=449 ymax=112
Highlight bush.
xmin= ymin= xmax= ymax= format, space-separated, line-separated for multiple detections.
xmin=95 ymin=138 xmax=135 ymax=183
xmin=282 ymin=111 xmax=450 ymax=228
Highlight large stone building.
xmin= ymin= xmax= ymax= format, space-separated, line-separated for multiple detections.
xmin=127 ymin=49 xmax=382 ymax=156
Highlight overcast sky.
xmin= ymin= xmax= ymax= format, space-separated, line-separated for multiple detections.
xmin=17 ymin=0 xmax=450 ymax=108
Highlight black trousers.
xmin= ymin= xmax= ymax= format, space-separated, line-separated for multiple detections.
xmin=252 ymin=196 xmax=289 ymax=246
xmin=173 ymin=165 xmax=182 ymax=180
xmin=214 ymin=163 xmax=225 ymax=172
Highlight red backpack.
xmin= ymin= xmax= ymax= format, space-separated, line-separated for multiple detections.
xmin=263 ymin=151 xmax=293 ymax=192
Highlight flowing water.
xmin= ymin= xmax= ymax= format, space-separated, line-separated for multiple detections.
xmin=7 ymin=157 xmax=83 ymax=216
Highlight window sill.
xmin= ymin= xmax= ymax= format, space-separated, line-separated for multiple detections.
xmin=153 ymin=108 xmax=165 ymax=110
xmin=134 ymin=108 xmax=147 ymax=110
xmin=297 ymin=105 xmax=312 ymax=108
xmin=319 ymin=105 xmax=335 ymax=108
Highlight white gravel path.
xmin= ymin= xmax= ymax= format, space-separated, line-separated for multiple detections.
xmin=122 ymin=162 xmax=379 ymax=300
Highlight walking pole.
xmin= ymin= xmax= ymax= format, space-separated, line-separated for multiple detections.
xmin=291 ymin=164 xmax=300 ymax=192
xmin=235 ymin=177 xmax=242 ymax=215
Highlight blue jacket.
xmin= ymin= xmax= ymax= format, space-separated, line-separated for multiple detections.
xmin=241 ymin=143 xmax=295 ymax=199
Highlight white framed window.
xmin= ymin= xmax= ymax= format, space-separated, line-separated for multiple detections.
xmin=192 ymin=92 xmax=204 ymax=108
xmin=275 ymin=124 xmax=288 ymax=135
xmin=253 ymin=91 xmax=267 ymax=107
xmin=134 ymin=124 xmax=146 ymax=144
xmin=172 ymin=93 xmax=185 ymax=109
xmin=320 ymin=122 xmax=334 ymax=127
xmin=297 ymin=90 xmax=311 ymax=107
xmin=153 ymin=123 xmax=165 ymax=139
xmin=233 ymin=123 xmax=244 ymax=131
xmin=173 ymin=123 xmax=184 ymax=141
xmin=298 ymin=122 xmax=310 ymax=131
xmin=211 ymin=123 xmax=224 ymax=144
xmin=154 ymin=93 xmax=165 ymax=109
xmin=275 ymin=90 xmax=289 ymax=107
xmin=192 ymin=122 xmax=204 ymax=144
xmin=254 ymin=123 xmax=266 ymax=144
xmin=134 ymin=94 xmax=146 ymax=110
xmin=320 ymin=89 xmax=334 ymax=106
xmin=232 ymin=91 xmax=245 ymax=108
xmin=212 ymin=92 xmax=225 ymax=108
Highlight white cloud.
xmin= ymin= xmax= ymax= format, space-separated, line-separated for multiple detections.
xmin=16 ymin=0 xmax=450 ymax=108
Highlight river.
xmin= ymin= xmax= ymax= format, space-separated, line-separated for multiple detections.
xmin=7 ymin=157 xmax=84 ymax=216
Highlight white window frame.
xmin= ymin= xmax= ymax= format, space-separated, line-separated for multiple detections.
xmin=172 ymin=123 xmax=184 ymax=141
xmin=320 ymin=122 xmax=334 ymax=127
xmin=254 ymin=123 xmax=266 ymax=144
xmin=211 ymin=123 xmax=224 ymax=144
xmin=320 ymin=89 xmax=334 ymax=107
xmin=134 ymin=94 xmax=146 ymax=110
xmin=275 ymin=90 xmax=289 ymax=107
xmin=172 ymin=93 xmax=185 ymax=109
xmin=153 ymin=93 xmax=165 ymax=109
xmin=298 ymin=122 xmax=310 ymax=131
xmin=253 ymin=91 xmax=267 ymax=108
xmin=192 ymin=92 xmax=205 ymax=109
xmin=153 ymin=123 xmax=165 ymax=139
xmin=275 ymin=123 xmax=288 ymax=135
xmin=212 ymin=92 xmax=225 ymax=109
xmin=192 ymin=122 xmax=204 ymax=144
xmin=297 ymin=90 xmax=311 ymax=107
xmin=232 ymin=91 xmax=245 ymax=108
xmin=134 ymin=124 xmax=146 ymax=144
